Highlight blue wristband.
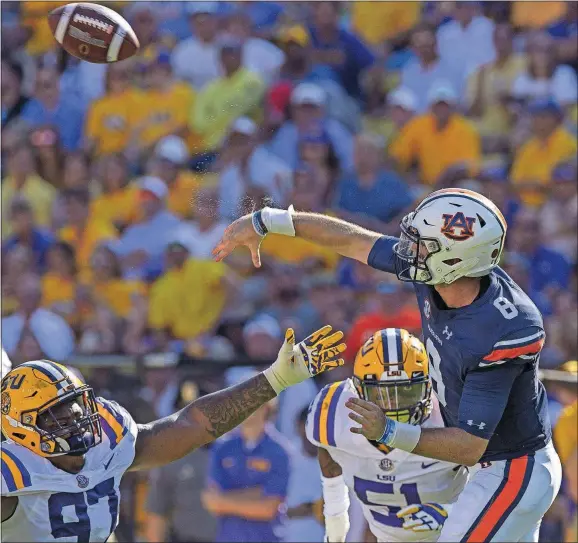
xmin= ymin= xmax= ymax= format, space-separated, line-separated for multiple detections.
xmin=377 ymin=417 xmax=397 ymax=446
xmin=252 ymin=210 xmax=268 ymax=237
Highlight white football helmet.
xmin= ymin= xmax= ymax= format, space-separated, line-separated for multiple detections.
xmin=393 ymin=188 xmax=507 ymax=285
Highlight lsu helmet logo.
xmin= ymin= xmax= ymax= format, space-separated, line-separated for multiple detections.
xmin=441 ymin=212 xmax=476 ymax=241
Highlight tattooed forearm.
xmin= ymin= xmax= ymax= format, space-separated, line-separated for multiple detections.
xmin=318 ymin=447 xmax=343 ymax=478
xmin=189 ymin=373 xmax=276 ymax=438
xmin=130 ymin=374 xmax=276 ymax=470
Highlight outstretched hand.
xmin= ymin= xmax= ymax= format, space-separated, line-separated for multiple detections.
xmin=212 ymin=214 xmax=263 ymax=268
xmin=346 ymin=397 xmax=388 ymax=441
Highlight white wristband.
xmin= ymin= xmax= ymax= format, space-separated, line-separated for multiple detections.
xmin=387 ymin=420 xmax=422 ymax=452
xmin=261 ymin=205 xmax=296 ymax=237
xmin=322 ymin=475 xmax=349 ymax=517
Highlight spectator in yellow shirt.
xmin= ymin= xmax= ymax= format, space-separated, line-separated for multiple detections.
xmin=41 ymin=241 xmax=77 ymax=324
xmin=132 ymin=51 xmax=196 ymax=158
xmin=191 ymin=38 xmax=265 ymax=153
xmin=90 ymin=154 xmax=140 ymax=231
xmin=146 ymin=136 xmax=203 ymax=220
xmin=77 ymin=244 xmax=147 ymax=355
xmin=85 ymin=61 xmax=142 ymax=156
xmin=351 ymin=1 xmax=422 ymax=47
xmin=466 ymin=23 xmax=527 ymax=138
xmin=511 ymin=1 xmax=567 ymax=30
xmin=2 ymin=143 xmax=56 ymax=238
xmin=148 ymin=237 xmax=233 ymax=351
xmin=389 ymin=82 xmax=481 ymax=186
xmin=59 ymin=189 xmax=117 ymax=272
xmin=511 ymin=98 xmax=577 ymax=206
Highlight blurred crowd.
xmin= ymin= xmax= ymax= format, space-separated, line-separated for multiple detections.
xmin=1 ymin=1 xmax=577 ymax=542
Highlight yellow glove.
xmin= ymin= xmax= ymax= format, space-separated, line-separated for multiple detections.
xmin=264 ymin=325 xmax=346 ymax=394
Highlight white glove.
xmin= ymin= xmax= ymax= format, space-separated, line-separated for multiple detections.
xmin=263 ymin=326 xmax=345 ymax=394
xmin=324 ymin=511 xmax=350 ymax=543
xmin=397 ymin=503 xmax=450 ymax=533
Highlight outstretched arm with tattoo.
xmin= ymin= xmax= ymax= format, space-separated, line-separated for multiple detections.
xmin=129 ymin=326 xmax=346 ymax=471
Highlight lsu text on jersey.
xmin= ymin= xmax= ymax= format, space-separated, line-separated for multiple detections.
xmin=306 ymin=380 xmax=468 ymax=542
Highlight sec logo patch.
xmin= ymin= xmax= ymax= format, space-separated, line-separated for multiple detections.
xmin=379 ymin=458 xmax=394 ymax=471
xmin=76 ymin=475 xmax=89 ymax=488
xmin=424 ymin=299 xmax=431 ymax=320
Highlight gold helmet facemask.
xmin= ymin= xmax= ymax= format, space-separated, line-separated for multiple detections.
xmin=1 ymin=360 xmax=101 ymax=457
xmin=353 ymin=329 xmax=432 ymax=425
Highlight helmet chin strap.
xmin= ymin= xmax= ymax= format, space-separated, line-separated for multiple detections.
xmin=439 ymin=257 xmax=480 ymax=284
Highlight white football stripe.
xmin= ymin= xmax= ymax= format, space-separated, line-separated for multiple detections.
xmin=107 ymin=28 xmax=125 ymax=62
xmin=493 ymin=330 xmax=544 ymax=348
xmin=386 ymin=329 xmax=399 ymax=370
xmin=55 ymin=3 xmax=76 ymax=44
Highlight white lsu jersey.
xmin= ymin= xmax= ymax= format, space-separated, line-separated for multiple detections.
xmin=1 ymin=398 xmax=138 ymax=543
xmin=306 ymin=379 xmax=469 ymax=543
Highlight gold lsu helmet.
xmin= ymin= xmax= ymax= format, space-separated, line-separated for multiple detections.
xmin=353 ymin=329 xmax=432 ymax=425
xmin=1 ymin=360 xmax=101 ymax=457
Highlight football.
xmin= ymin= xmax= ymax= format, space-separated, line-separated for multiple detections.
xmin=48 ymin=3 xmax=139 ymax=63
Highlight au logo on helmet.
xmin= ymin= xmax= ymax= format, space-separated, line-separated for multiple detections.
xmin=441 ymin=212 xmax=476 ymax=241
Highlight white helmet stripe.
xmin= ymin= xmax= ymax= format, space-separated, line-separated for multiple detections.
xmin=22 ymin=360 xmax=66 ymax=389
xmin=385 ymin=329 xmax=400 ymax=371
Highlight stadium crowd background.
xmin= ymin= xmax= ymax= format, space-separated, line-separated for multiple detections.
xmin=1 ymin=1 xmax=577 ymax=542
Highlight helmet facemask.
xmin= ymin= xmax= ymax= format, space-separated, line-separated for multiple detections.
xmin=354 ymin=374 xmax=432 ymax=425
xmin=25 ymin=387 xmax=102 ymax=457
xmin=393 ymin=213 xmax=442 ymax=284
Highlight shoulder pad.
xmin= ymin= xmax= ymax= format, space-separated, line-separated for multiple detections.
xmin=96 ymin=397 xmax=138 ymax=451
xmin=1 ymin=442 xmax=35 ymax=496
xmin=306 ymin=380 xmax=354 ymax=450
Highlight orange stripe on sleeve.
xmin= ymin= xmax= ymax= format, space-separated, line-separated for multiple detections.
xmin=466 ymin=456 xmax=528 ymax=543
xmin=483 ymin=338 xmax=544 ymax=362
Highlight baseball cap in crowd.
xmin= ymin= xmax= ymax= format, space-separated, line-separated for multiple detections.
xmin=186 ymin=1 xmax=219 ymax=16
xmin=138 ymin=176 xmax=168 ymax=200
xmin=291 ymin=82 xmax=327 ymax=107
xmin=427 ymin=82 xmax=458 ymax=106
xmin=388 ymin=87 xmax=417 ymax=112
xmin=528 ymin=97 xmax=562 ymax=116
xmin=230 ymin=116 xmax=257 ymax=136
xmin=277 ymin=25 xmax=310 ymax=47
xmin=154 ymin=135 xmax=189 ymax=165
xmin=242 ymin=314 xmax=283 ymax=341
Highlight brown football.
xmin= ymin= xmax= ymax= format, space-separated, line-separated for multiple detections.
xmin=48 ymin=3 xmax=139 ymax=63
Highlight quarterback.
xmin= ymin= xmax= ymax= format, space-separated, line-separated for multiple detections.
xmin=306 ymin=328 xmax=468 ymax=543
xmin=214 ymin=188 xmax=562 ymax=542
xmin=0 ymin=326 xmax=345 ymax=542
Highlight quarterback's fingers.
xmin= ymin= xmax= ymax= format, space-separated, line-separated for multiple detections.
xmin=401 ymin=519 xmax=424 ymax=531
xmin=250 ymin=240 xmax=262 ymax=268
xmin=349 ymin=425 xmax=364 ymax=434
xmin=284 ymin=328 xmax=295 ymax=345
xmin=303 ymin=325 xmax=333 ymax=347
xmin=316 ymin=331 xmax=345 ymax=350
xmin=345 ymin=397 xmax=375 ymax=414
xmin=397 ymin=505 xmax=420 ymax=518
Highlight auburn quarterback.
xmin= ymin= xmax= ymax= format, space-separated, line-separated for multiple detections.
xmin=214 ymin=188 xmax=562 ymax=542
xmin=307 ymin=328 xmax=468 ymax=543
xmin=0 ymin=326 xmax=345 ymax=542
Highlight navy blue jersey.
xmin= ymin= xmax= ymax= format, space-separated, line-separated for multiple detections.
xmin=367 ymin=236 xmax=551 ymax=462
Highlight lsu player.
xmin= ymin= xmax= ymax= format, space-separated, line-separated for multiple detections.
xmin=0 ymin=326 xmax=346 ymax=542
xmin=306 ymin=329 xmax=468 ymax=542
xmin=214 ymin=188 xmax=562 ymax=542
